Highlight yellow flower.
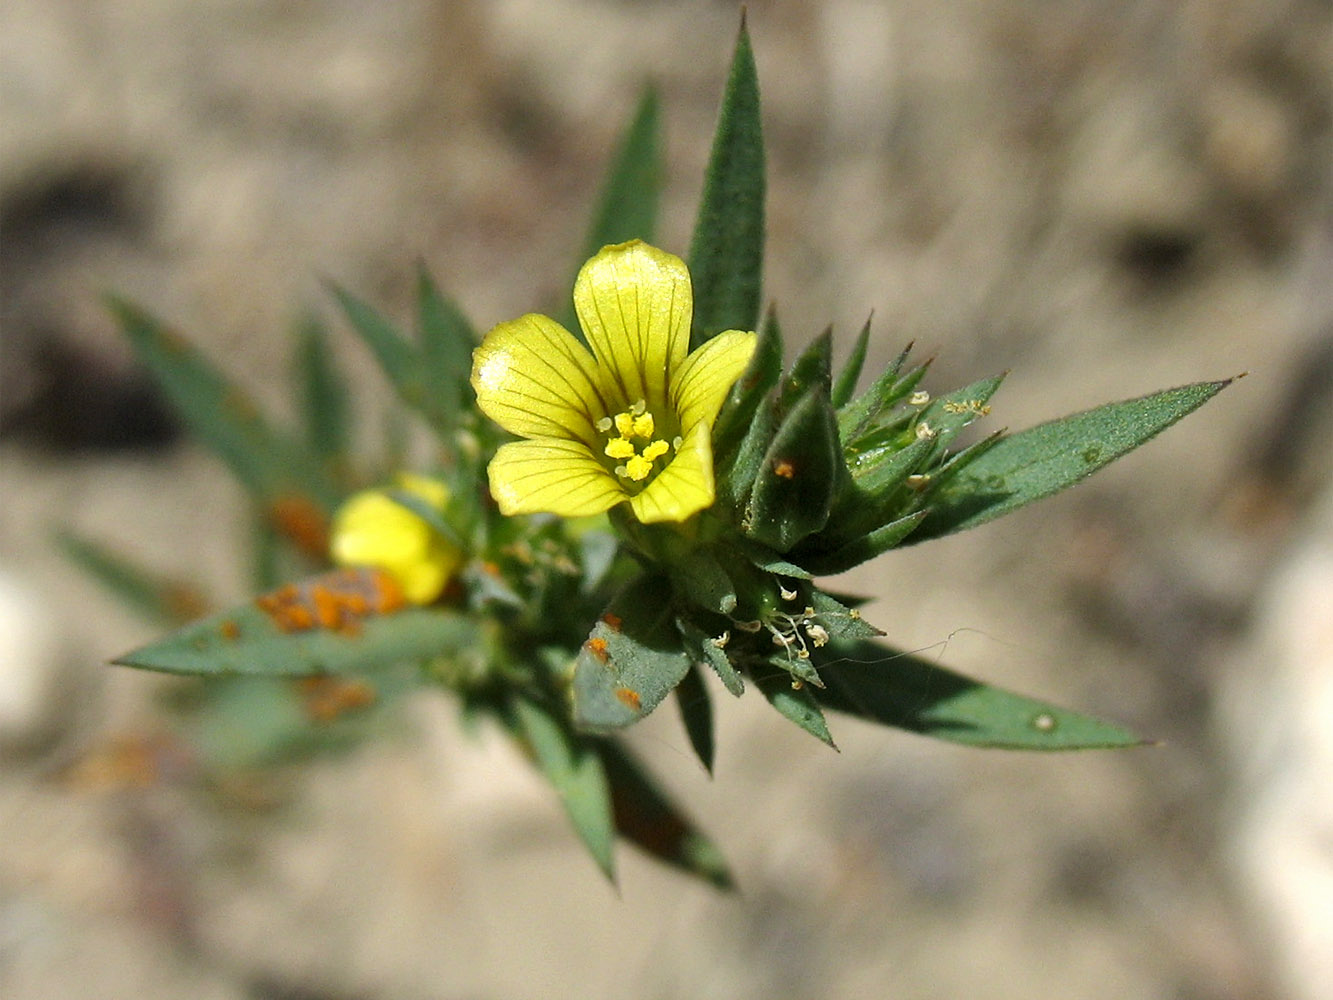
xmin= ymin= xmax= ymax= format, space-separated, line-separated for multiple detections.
xmin=470 ymin=241 xmax=757 ymax=523
xmin=329 ymin=474 xmax=462 ymax=604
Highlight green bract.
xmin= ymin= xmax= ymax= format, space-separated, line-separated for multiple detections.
xmin=85 ymin=19 xmax=1233 ymax=887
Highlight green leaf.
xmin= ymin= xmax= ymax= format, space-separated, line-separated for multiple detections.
xmin=57 ymin=531 xmax=208 ymax=627
xmin=415 ymin=264 xmax=476 ymax=437
xmin=917 ymin=374 xmax=1006 ymax=452
xmin=745 ymin=389 xmax=842 ymax=551
xmin=598 ymin=740 xmax=733 ymax=888
xmin=754 ymin=669 xmax=836 ymax=748
xmin=813 ymin=639 xmax=1145 ymax=749
xmin=910 ymin=379 xmax=1234 ymax=542
xmin=115 ymin=568 xmax=481 ymax=678
xmin=838 ymin=353 xmax=929 ymax=448
xmin=688 ymin=15 xmax=765 ymax=349
xmin=793 ymin=511 xmax=927 ymax=575
xmin=329 ymin=282 xmax=426 ymax=413
xmin=674 ymin=665 xmax=715 ymax=773
xmin=294 ymin=312 xmax=351 ymax=468
xmin=106 ymin=296 xmax=340 ymax=513
xmin=830 ymin=316 xmax=871 ymax=409
xmin=580 ymin=86 xmax=661 ymax=267
xmin=510 ymin=696 xmax=616 ymax=878
xmin=571 ymin=575 xmax=693 ymax=731
xmin=715 ymin=308 xmax=783 ymax=509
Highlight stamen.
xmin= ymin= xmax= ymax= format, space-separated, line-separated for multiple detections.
xmin=614 ymin=412 xmax=635 ymax=437
xmin=631 ymin=412 xmax=655 ymax=438
xmin=641 ymin=440 xmax=669 ymax=461
xmin=604 ymin=438 xmax=635 ymax=460
xmin=624 ymin=455 xmax=654 ymax=481
xmin=595 ymin=416 xmax=613 ymax=433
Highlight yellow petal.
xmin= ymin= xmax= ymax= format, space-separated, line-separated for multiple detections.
xmin=487 ymin=439 xmax=626 ymax=517
xmin=573 ymin=241 xmax=691 ymax=411
xmin=629 ymin=422 xmax=715 ymax=523
xmin=471 ymin=313 xmax=610 ymax=445
xmin=672 ymin=329 xmax=758 ymax=432
xmin=329 ymin=488 xmax=461 ymax=604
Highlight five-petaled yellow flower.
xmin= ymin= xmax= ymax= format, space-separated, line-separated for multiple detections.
xmin=330 ymin=474 xmax=462 ymax=604
xmin=470 ymin=241 xmax=756 ymax=523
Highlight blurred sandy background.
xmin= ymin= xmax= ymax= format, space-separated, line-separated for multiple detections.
xmin=3 ymin=1 xmax=1333 ymax=998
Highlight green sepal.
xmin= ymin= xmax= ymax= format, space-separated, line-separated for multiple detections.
xmin=598 ymin=741 xmax=733 ymax=888
xmin=688 ymin=15 xmax=764 ymax=348
xmin=678 ymin=618 xmax=744 ymax=697
xmin=812 ymin=639 xmax=1145 ymax=750
xmin=838 ymin=349 xmax=929 ymax=448
xmin=294 ymin=312 xmax=351 ymax=471
xmin=916 ymin=374 xmax=1006 ymax=451
xmin=830 ymin=317 xmax=872 ymax=409
xmin=415 ymin=264 xmax=477 ymax=438
xmin=674 ymin=664 xmax=715 ymax=773
xmin=793 ymin=511 xmax=927 ymax=575
xmin=909 ymin=379 xmax=1234 ymax=543
xmin=114 ymin=569 xmax=480 ymax=678
xmin=778 ymin=327 xmax=833 ymax=408
xmin=754 ymin=669 xmax=836 ymax=748
xmin=714 ymin=304 xmax=783 ymax=472
xmin=508 ymin=695 xmax=616 ymax=878
xmin=731 ymin=538 xmax=813 ymax=580
xmin=762 ymin=648 xmax=824 ymax=690
xmin=809 ymin=589 xmax=884 ymax=640
xmin=570 ymin=575 xmax=692 ymax=731
xmin=670 ymin=548 xmax=737 ymax=616
xmin=745 ymin=388 xmax=842 ymax=552
xmin=718 ymin=366 xmax=781 ymax=514
xmin=106 ymin=296 xmax=340 ymax=514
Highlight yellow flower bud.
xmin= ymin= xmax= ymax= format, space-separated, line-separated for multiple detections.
xmin=329 ymin=475 xmax=462 ymax=605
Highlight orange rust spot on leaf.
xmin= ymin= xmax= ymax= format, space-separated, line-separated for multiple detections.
xmin=268 ymin=493 xmax=329 ymax=558
xmin=219 ymin=619 xmax=241 ymax=641
xmin=256 ymin=568 xmax=406 ymax=634
xmin=773 ymin=459 xmax=796 ymax=479
xmin=615 ymin=687 xmax=642 ymax=711
xmin=585 ymin=637 xmax=610 ymax=661
xmin=601 ymin=612 xmax=623 ymax=631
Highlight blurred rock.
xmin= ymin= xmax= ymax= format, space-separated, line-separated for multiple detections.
xmin=0 ymin=569 xmax=67 ymax=753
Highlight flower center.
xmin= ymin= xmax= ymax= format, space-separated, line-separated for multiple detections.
xmin=595 ymin=399 xmax=681 ymax=483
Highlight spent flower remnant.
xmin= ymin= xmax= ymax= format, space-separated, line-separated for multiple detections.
xmin=329 ymin=474 xmax=462 ymax=605
xmin=471 ymin=241 xmax=756 ymax=523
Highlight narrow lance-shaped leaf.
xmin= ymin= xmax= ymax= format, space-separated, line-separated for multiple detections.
xmin=329 ymin=282 xmax=428 ymax=417
xmin=115 ymin=567 xmax=480 ymax=678
xmin=674 ymin=665 xmax=715 ymax=774
xmin=812 ymin=639 xmax=1144 ymax=750
xmin=294 ymin=312 xmax=351 ymax=468
xmin=416 ymin=264 xmax=477 ymax=437
xmin=597 ymin=740 xmax=733 ymax=889
xmin=688 ymin=14 xmax=764 ymax=348
xmin=714 ymin=304 xmax=783 ymax=482
xmin=57 ymin=530 xmax=209 ymax=627
xmin=910 ymin=379 xmax=1235 ymax=542
xmin=509 ymin=695 xmax=616 ymax=878
xmin=106 ymin=296 xmax=341 ymax=514
xmin=830 ymin=316 xmax=872 ymax=409
xmin=754 ymin=668 xmax=836 ymax=748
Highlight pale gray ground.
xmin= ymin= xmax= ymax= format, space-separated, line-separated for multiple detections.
xmin=3 ymin=2 xmax=1332 ymax=998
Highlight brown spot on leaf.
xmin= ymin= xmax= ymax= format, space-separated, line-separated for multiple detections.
xmin=219 ymin=619 xmax=241 ymax=641
xmin=298 ymin=676 xmax=377 ymax=722
xmin=585 ymin=637 xmax=610 ymax=661
xmin=601 ymin=612 xmax=623 ymax=631
xmin=773 ymin=459 xmax=796 ymax=479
